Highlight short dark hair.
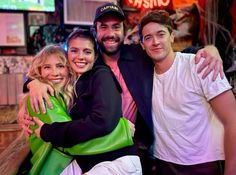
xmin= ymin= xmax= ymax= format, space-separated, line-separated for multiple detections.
xmin=139 ymin=10 xmax=173 ymax=41
xmin=65 ymin=28 xmax=98 ymax=55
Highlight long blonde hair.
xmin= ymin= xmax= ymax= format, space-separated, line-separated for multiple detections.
xmin=23 ymin=44 xmax=75 ymax=111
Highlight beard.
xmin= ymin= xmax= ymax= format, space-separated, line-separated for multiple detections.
xmin=97 ymin=36 xmax=123 ymax=56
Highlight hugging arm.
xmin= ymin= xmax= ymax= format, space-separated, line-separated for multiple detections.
xmin=29 ymin=95 xmax=133 ymax=155
xmin=18 ymin=79 xmax=55 ymax=136
xmin=39 ymin=68 xmax=123 ymax=147
xmin=182 ymin=45 xmax=224 ymax=80
xmin=24 ymin=79 xmax=54 ymax=113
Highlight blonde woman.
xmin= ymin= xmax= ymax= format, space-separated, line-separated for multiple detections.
xmin=19 ymin=44 xmax=76 ymax=174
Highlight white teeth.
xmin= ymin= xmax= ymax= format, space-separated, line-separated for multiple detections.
xmin=104 ymin=40 xmax=116 ymax=46
xmin=75 ymin=62 xmax=86 ymax=67
xmin=51 ymin=79 xmax=62 ymax=83
xmin=105 ymin=40 xmax=115 ymax=43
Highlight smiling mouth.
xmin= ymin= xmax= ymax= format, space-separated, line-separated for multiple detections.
xmin=50 ymin=78 xmax=63 ymax=84
xmin=103 ymin=37 xmax=119 ymax=43
xmin=151 ymin=48 xmax=162 ymax=52
xmin=75 ymin=62 xmax=87 ymax=68
xmin=104 ymin=40 xmax=117 ymax=45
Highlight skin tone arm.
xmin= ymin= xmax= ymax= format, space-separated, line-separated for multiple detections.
xmin=195 ymin=45 xmax=224 ymax=80
xmin=18 ymin=104 xmax=34 ymax=136
xmin=27 ymin=79 xmax=54 ymax=113
xmin=209 ymin=90 xmax=236 ymax=175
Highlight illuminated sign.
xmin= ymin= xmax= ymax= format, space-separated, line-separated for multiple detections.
xmin=127 ymin=0 xmax=170 ymax=9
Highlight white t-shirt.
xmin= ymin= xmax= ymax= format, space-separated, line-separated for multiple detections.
xmin=152 ymin=52 xmax=231 ymax=165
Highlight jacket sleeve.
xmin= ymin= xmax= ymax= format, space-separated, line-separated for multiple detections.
xmin=23 ymin=78 xmax=32 ymax=93
xmin=28 ymin=94 xmax=132 ymax=155
xmin=181 ymin=46 xmax=204 ymax=54
xmin=40 ymin=67 xmax=122 ymax=147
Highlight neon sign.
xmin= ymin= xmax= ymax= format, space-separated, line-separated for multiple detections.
xmin=127 ymin=0 xmax=170 ymax=9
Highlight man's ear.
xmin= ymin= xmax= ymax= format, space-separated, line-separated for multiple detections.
xmin=140 ymin=41 xmax=145 ymax=50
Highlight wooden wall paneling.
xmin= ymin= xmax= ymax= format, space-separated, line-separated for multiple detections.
xmin=0 ymin=74 xmax=8 ymax=105
xmin=7 ymin=74 xmax=17 ymax=105
xmin=15 ymin=74 xmax=25 ymax=104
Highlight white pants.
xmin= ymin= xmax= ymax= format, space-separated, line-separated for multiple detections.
xmin=60 ymin=160 xmax=82 ymax=175
xmin=61 ymin=155 xmax=142 ymax=175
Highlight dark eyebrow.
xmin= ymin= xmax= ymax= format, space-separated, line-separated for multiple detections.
xmin=143 ymin=33 xmax=152 ymax=38
xmin=157 ymin=29 xmax=167 ymax=33
xmin=69 ymin=47 xmax=78 ymax=50
xmin=144 ymin=29 xmax=166 ymax=36
xmin=84 ymin=48 xmax=93 ymax=51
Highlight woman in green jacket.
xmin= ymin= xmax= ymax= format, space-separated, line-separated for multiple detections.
xmin=19 ymin=29 xmax=136 ymax=175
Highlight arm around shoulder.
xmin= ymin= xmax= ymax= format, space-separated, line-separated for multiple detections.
xmin=27 ymin=79 xmax=55 ymax=113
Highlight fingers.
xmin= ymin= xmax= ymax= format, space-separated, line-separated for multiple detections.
xmin=38 ymin=97 xmax=46 ymax=114
xmin=194 ymin=49 xmax=205 ymax=64
xmin=18 ymin=113 xmax=32 ymax=125
xmin=197 ymin=55 xmax=211 ymax=74
xmin=127 ymin=120 xmax=135 ymax=137
xmin=22 ymin=124 xmax=33 ymax=137
xmin=201 ymin=58 xmax=214 ymax=79
xmin=200 ymin=59 xmax=225 ymax=81
xmin=30 ymin=92 xmax=53 ymax=113
xmin=201 ymin=66 xmax=213 ymax=79
xmin=30 ymin=96 xmax=40 ymax=113
xmin=28 ymin=80 xmax=54 ymax=113
xmin=33 ymin=117 xmax=43 ymax=138
xmin=43 ymin=94 xmax=53 ymax=110
xmin=220 ymin=67 xmax=224 ymax=79
xmin=47 ymin=85 xmax=55 ymax=97
xmin=19 ymin=114 xmax=35 ymax=137
xmin=196 ymin=45 xmax=224 ymax=80
xmin=212 ymin=60 xmax=220 ymax=81
xmin=24 ymin=117 xmax=35 ymax=126
xmin=33 ymin=117 xmax=42 ymax=125
xmin=211 ymin=60 xmax=224 ymax=81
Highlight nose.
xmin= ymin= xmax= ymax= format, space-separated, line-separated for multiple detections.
xmin=52 ymin=67 xmax=60 ymax=76
xmin=152 ymin=36 xmax=160 ymax=45
xmin=76 ymin=51 xmax=85 ymax=60
xmin=106 ymin=27 xmax=115 ymax=37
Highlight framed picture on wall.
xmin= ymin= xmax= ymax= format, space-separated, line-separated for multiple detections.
xmin=29 ymin=26 xmax=40 ymax=37
xmin=28 ymin=13 xmax=46 ymax=26
xmin=0 ymin=13 xmax=26 ymax=47
xmin=64 ymin=0 xmax=116 ymax=25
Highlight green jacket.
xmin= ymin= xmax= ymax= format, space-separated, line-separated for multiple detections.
xmin=27 ymin=95 xmax=133 ymax=175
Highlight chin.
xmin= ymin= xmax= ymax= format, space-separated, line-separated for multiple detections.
xmin=77 ymin=69 xmax=88 ymax=75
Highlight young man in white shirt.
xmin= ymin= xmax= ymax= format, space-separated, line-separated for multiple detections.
xmin=139 ymin=10 xmax=236 ymax=175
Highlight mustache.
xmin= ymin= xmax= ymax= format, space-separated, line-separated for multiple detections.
xmin=101 ymin=36 xmax=120 ymax=42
